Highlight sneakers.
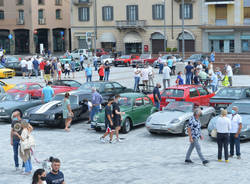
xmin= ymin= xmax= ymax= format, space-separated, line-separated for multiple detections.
xmin=185 ymin=159 xmax=193 ymax=164
xmin=218 ymin=159 xmax=222 ymax=162
xmin=202 ymin=160 xmax=209 ymax=165
xmin=100 ymin=137 xmax=106 ymax=143
xmin=116 ymin=138 xmax=123 ymax=142
xmin=237 ymin=156 xmax=241 ymax=159
xmin=15 ymin=167 xmax=20 ymax=171
xmin=109 ymin=140 xmax=113 ymax=144
xmin=225 ymin=160 xmax=229 ymax=163
xmin=229 ymin=155 xmax=233 ymax=158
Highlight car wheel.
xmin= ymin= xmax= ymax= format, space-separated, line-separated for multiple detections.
xmin=126 ymin=62 xmax=130 ymax=67
xmin=182 ymin=121 xmax=189 ymax=136
xmin=114 ymin=64 xmax=117 ymax=67
xmin=95 ymin=127 xmax=102 ymax=132
xmin=10 ymin=110 xmax=22 ymax=122
xmin=59 ymin=120 xmax=65 ymax=129
xmin=122 ymin=118 xmax=132 ymax=134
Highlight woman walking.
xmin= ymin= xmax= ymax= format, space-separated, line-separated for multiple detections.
xmin=98 ymin=64 xmax=105 ymax=81
xmin=32 ymin=168 xmax=46 ymax=184
xmin=13 ymin=121 xmax=34 ymax=175
xmin=216 ymin=109 xmax=231 ymax=162
xmin=63 ymin=92 xmax=74 ymax=131
xmin=64 ymin=61 xmax=71 ymax=78
xmin=176 ymin=71 xmax=184 ymax=85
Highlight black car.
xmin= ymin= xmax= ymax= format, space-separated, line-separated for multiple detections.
xmin=4 ymin=61 xmax=39 ymax=76
xmin=52 ymin=80 xmax=82 ymax=89
xmin=209 ymin=86 xmax=250 ymax=113
xmin=23 ymin=91 xmax=90 ymax=128
xmin=78 ymin=81 xmax=134 ymax=103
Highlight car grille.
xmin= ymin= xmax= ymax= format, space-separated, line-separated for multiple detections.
xmin=30 ymin=114 xmax=46 ymax=120
xmin=3 ymin=71 xmax=14 ymax=77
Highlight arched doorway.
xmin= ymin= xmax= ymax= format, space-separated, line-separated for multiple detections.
xmin=14 ymin=29 xmax=29 ymax=54
xmin=53 ymin=28 xmax=65 ymax=52
xmin=0 ymin=30 xmax=10 ymax=53
xmin=151 ymin=32 xmax=165 ymax=54
xmin=178 ymin=31 xmax=195 ymax=52
xmin=34 ymin=29 xmax=48 ymax=53
xmin=123 ymin=32 xmax=142 ymax=54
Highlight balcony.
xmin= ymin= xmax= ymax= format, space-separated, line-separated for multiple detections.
xmin=73 ymin=0 xmax=92 ymax=6
xmin=116 ymin=20 xmax=146 ymax=30
xmin=174 ymin=0 xmax=196 ymax=3
xmin=16 ymin=18 xmax=24 ymax=25
xmin=38 ymin=18 xmax=46 ymax=25
xmin=205 ymin=0 xmax=234 ymax=5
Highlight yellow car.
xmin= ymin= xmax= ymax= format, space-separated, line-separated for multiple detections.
xmin=0 ymin=64 xmax=15 ymax=78
xmin=0 ymin=80 xmax=15 ymax=91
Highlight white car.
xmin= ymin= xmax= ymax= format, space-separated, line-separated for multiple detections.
xmin=100 ymin=54 xmax=114 ymax=64
xmin=69 ymin=49 xmax=92 ymax=60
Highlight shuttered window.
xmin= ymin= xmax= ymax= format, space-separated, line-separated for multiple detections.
xmin=244 ymin=7 xmax=250 ymax=18
xmin=78 ymin=7 xmax=89 ymax=21
xmin=126 ymin=5 xmax=138 ymax=21
xmin=152 ymin=4 xmax=164 ymax=20
xmin=0 ymin=10 xmax=4 ymax=19
xmin=102 ymin=6 xmax=113 ymax=21
xmin=180 ymin=4 xmax=193 ymax=19
xmin=216 ymin=5 xmax=227 ymax=19
xmin=0 ymin=0 xmax=4 ymax=6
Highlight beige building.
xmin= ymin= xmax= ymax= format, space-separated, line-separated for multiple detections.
xmin=71 ymin=0 xmax=203 ymax=54
xmin=0 ymin=0 xmax=70 ymax=54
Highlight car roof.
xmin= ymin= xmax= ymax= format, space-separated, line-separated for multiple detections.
xmin=232 ymin=99 xmax=250 ymax=104
xmin=167 ymin=85 xmax=202 ymax=90
xmin=120 ymin=92 xmax=145 ymax=98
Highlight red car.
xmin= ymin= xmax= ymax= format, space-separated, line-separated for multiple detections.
xmin=148 ymin=85 xmax=215 ymax=110
xmin=96 ymin=48 xmax=108 ymax=57
xmin=7 ymin=83 xmax=43 ymax=97
xmin=113 ymin=55 xmax=140 ymax=67
xmin=132 ymin=54 xmax=158 ymax=67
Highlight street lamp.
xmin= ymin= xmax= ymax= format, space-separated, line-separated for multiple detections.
xmin=163 ymin=0 xmax=166 ymax=52
xmin=181 ymin=0 xmax=185 ymax=58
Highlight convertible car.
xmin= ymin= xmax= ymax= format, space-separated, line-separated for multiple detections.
xmin=0 ymin=93 xmax=42 ymax=122
xmin=208 ymin=100 xmax=250 ymax=140
xmin=23 ymin=91 xmax=89 ymax=128
xmin=145 ymin=101 xmax=215 ymax=136
xmin=7 ymin=83 xmax=42 ymax=97
xmin=92 ymin=93 xmax=158 ymax=133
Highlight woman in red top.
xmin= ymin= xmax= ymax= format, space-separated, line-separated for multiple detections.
xmin=39 ymin=60 xmax=46 ymax=79
xmin=98 ymin=64 xmax=105 ymax=81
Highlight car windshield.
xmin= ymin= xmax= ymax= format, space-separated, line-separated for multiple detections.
xmin=164 ymin=101 xmax=193 ymax=112
xmin=0 ymin=63 xmax=5 ymax=69
xmin=1 ymin=93 xmax=30 ymax=102
xmin=101 ymin=55 xmax=110 ymax=59
xmin=12 ymin=84 xmax=27 ymax=91
xmin=118 ymin=97 xmax=132 ymax=106
xmin=227 ymin=103 xmax=250 ymax=114
xmin=163 ymin=89 xmax=184 ymax=97
xmin=79 ymin=83 xmax=103 ymax=92
xmin=53 ymin=95 xmax=78 ymax=104
xmin=140 ymin=54 xmax=150 ymax=59
xmin=162 ymin=55 xmax=171 ymax=59
xmin=189 ymin=55 xmax=199 ymax=59
xmin=216 ymin=88 xmax=243 ymax=98
xmin=120 ymin=55 xmax=130 ymax=59
xmin=6 ymin=56 xmax=18 ymax=62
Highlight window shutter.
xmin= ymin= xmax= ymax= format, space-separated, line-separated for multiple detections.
xmin=190 ymin=4 xmax=193 ymax=19
xmin=152 ymin=5 xmax=155 ymax=20
xmin=111 ymin=6 xmax=114 ymax=20
xmin=87 ymin=8 xmax=90 ymax=21
xmin=126 ymin=5 xmax=129 ymax=20
xmin=180 ymin=4 xmax=182 ymax=19
xmin=135 ymin=5 xmax=138 ymax=20
xmin=102 ymin=7 xmax=105 ymax=21
xmin=78 ymin=8 xmax=81 ymax=21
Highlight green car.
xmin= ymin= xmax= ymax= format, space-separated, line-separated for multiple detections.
xmin=59 ymin=57 xmax=81 ymax=71
xmin=92 ymin=93 xmax=158 ymax=133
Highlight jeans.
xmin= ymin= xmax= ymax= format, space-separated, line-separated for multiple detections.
xmin=94 ymin=62 xmax=98 ymax=71
xmin=186 ymin=73 xmax=192 ymax=85
xmin=163 ymin=79 xmax=170 ymax=89
xmin=228 ymin=76 xmax=233 ymax=86
xmin=24 ymin=158 xmax=32 ymax=173
xmin=154 ymin=101 xmax=160 ymax=110
xmin=185 ymin=139 xmax=205 ymax=162
xmin=230 ymin=133 xmax=241 ymax=156
xmin=90 ymin=105 xmax=100 ymax=128
xmin=217 ymin=133 xmax=229 ymax=160
xmin=34 ymin=69 xmax=39 ymax=77
xmin=87 ymin=75 xmax=92 ymax=82
xmin=159 ymin=64 xmax=164 ymax=74
xmin=134 ymin=77 xmax=140 ymax=91
xmin=13 ymin=139 xmax=20 ymax=168
xmin=104 ymin=71 xmax=110 ymax=81
xmin=211 ymin=85 xmax=218 ymax=92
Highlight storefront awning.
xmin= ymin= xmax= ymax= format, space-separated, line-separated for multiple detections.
xmin=205 ymin=0 xmax=234 ymax=5
xmin=240 ymin=35 xmax=250 ymax=40
xmin=123 ymin=32 xmax=142 ymax=43
xmin=100 ymin=32 xmax=116 ymax=43
xmin=208 ymin=35 xmax=234 ymax=40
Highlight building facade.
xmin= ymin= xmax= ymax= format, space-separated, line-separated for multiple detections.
xmin=201 ymin=0 xmax=250 ymax=53
xmin=71 ymin=0 xmax=203 ymax=54
xmin=0 ymin=0 xmax=70 ymax=54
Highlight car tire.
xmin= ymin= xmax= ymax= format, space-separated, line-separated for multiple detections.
xmin=95 ymin=127 xmax=102 ymax=132
xmin=182 ymin=121 xmax=189 ymax=136
xmin=114 ymin=64 xmax=117 ymax=67
xmin=122 ymin=118 xmax=132 ymax=134
xmin=59 ymin=120 xmax=66 ymax=129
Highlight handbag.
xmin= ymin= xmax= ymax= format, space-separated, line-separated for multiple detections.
xmin=21 ymin=134 xmax=35 ymax=150
xmin=211 ymin=129 xmax=217 ymax=138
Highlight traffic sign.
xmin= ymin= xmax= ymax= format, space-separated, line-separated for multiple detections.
xmin=8 ymin=34 xmax=13 ymax=40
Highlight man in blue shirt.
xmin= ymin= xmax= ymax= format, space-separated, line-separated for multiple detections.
xmin=90 ymin=87 xmax=103 ymax=128
xmin=210 ymin=51 xmax=215 ymax=63
xmin=46 ymin=158 xmax=65 ymax=184
xmin=79 ymin=54 xmax=84 ymax=70
xmin=42 ymin=81 xmax=55 ymax=103
xmin=153 ymin=83 xmax=161 ymax=110
xmin=184 ymin=61 xmax=194 ymax=85
xmin=85 ymin=64 xmax=92 ymax=82
xmin=210 ymin=73 xmax=218 ymax=92
xmin=32 ymin=57 xmax=39 ymax=78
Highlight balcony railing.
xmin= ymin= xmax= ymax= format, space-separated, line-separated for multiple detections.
xmin=215 ymin=19 xmax=227 ymax=26
xmin=16 ymin=18 xmax=24 ymax=25
xmin=116 ymin=20 xmax=146 ymax=29
xmin=73 ymin=0 xmax=92 ymax=6
xmin=38 ymin=18 xmax=46 ymax=25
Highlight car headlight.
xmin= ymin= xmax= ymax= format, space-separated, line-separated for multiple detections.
xmin=0 ymin=108 xmax=5 ymax=113
xmin=23 ymin=112 xmax=28 ymax=117
xmin=146 ymin=116 xmax=152 ymax=123
xmin=170 ymin=119 xmax=181 ymax=124
xmin=49 ymin=114 xmax=55 ymax=119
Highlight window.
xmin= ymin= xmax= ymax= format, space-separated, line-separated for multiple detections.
xmin=28 ymin=85 xmax=41 ymax=90
xmin=19 ymin=10 xmax=24 ymax=20
xmin=0 ymin=0 xmax=3 ymax=6
xmin=163 ymin=89 xmax=184 ymax=98
xmin=215 ymin=4 xmax=227 ymax=25
xmin=112 ymin=82 xmax=123 ymax=89
xmin=152 ymin=4 xmax=164 ymax=20
xmin=127 ymin=5 xmax=138 ymax=21
xmin=56 ymin=9 xmax=61 ymax=19
xmin=180 ymin=3 xmax=193 ymax=19
xmin=104 ymin=83 xmax=113 ymax=92
xmin=17 ymin=0 xmax=24 ymax=5
xmin=38 ymin=0 xmax=45 ymax=5
xmin=197 ymin=87 xmax=208 ymax=96
xmin=55 ymin=0 xmax=62 ymax=5
xmin=38 ymin=9 xmax=44 ymax=19
xmin=102 ymin=6 xmax=113 ymax=21
xmin=189 ymin=88 xmax=199 ymax=98
xmin=134 ymin=98 xmax=143 ymax=107
xmin=0 ymin=10 xmax=4 ymax=20
xmin=78 ymin=7 xmax=89 ymax=21
xmin=79 ymin=0 xmax=89 ymax=2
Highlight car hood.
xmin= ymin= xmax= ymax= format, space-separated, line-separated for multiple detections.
xmin=27 ymin=100 xmax=62 ymax=114
xmin=0 ymin=68 xmax=15 ymax=72
xmin=0 ymin=101 xmax=28 ymax=109
xmin=210 ymin=96 xmax=241 ymax=103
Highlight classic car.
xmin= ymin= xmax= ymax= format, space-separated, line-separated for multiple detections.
xmin=96 ymin=48 xmax=109 ymax=57
xmin=23 ymin=91 xmax=89 ymax=128
xmin=131 ymin=54 xmax=158 ymax=68
xmin=52 ymin=80 xmax=81 ymax=90
xmin=0 ymin=93 xmax=42 ymax=122
xmin=0 ymin=63 xmax=15 ymax=78
xmin=209 ymin=87 xmax=250 ymax=114
xmin=92 ymin=93 xmax=158 ymax=133
xmin=69 ymin=49 xmax=90 ymax=60
xmin=113 ymin=55 xmax=139 ymax=67
xmin=146 ymin=101 xmax=215 ymax=135
xmin=5 ymin=56 xmax=19 ymax=63
xmin=59 ymin=57 xmax=81 ymax=71
xmin=7 ymin=83 xmax=42 ymax=97
xmin=100 ymin=54 xmax=114 ymax=65
xmin=78 ymin=81 xmax=134 ymax=103
xmin=148 ymin=85 xmax=215 ymax=110
xmin=0 ymin=80 xmax=15 ymax=91
xmin=208 ymin=100 xmax=250 ymax=140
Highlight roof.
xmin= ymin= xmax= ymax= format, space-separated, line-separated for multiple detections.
xmin=167 ymin=85 xmax=202 ymax=90
xmin=120 ymin=92 xmax=145 ymax=98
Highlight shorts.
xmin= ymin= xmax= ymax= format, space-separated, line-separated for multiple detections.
xmin=28 ymin=69 xmax=32 ymax=73
xmin=114 ymin=119 xmax=121 ymax=128
xmin=21 ymin=67 xmax=27 ymax=73
xmin=58 ymin=71 xmax=62 ymax=75
xmin=44 ymin=74 xmax=50 ymax=81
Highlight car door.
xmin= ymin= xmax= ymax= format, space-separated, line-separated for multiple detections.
xmin=199 ymin=107 xmax=210 ymax=127
xmin=143 ymin=96 xmax=153 ymax=121
xmin=197 ymin=87 xmax=210 ymax=106
xmin=188 ymin=88 xmax=201 ymax=105
xmin=103 ymin=83 xmax=115 ymax=99
xmin=131 ymin=97 xmax=145 ymax=125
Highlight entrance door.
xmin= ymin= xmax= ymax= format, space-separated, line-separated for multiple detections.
xmin=179 ymin=40 xmax=195 ymax=52
xmin=36 ymin=29 xmax=48 ymax=53
xmin=152 ymin=39 xmax=164 ymax=54
xmin=125 ymin=43 xmax=142 ymax=54
xmin=14 ymin=29 xmax=29 ymax=54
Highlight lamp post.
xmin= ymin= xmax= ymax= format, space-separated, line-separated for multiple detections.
xmin=94 ymin=0 xmax=97 ymax=55
xmin=163 ymin=0 xmax=166 ymax=53
xmin=181 ymin=0 xmax=185 ymax=59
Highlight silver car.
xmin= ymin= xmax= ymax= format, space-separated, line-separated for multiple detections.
xmin=146 ymin=101 xmax=215 ymax=136
xmin=208 ymin=100 xmax=250 ymax=140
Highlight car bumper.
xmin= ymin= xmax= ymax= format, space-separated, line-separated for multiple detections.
xmin=0 ymin=115 xmax=10 ymax=119
xmin=91 ymin=121 xmax=105 ymax=130
xmin=146 ymin=124 xmax=183 ymax=134
xmin=26 ymin=119 xmax=60 ymax=126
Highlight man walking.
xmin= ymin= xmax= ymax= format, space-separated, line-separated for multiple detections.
xmin=100 ymin=98 xmax=115 ymax=143
xmin=46 ymin=158 xmax=65 ymax=184
xmin=225 ymin=64 xmax=233 ymax=86
xmin=32 ymin=57 xmax=39 ymax=78
xmin=20 ymin=58 xmax=27 ymax=79
xmin=153 ymin=83 xmax=161 ymax=110
xmin=141 ymin=65 xmax=149 ymax=91
xmin=104 ymin=61 xmax=111 ymax=81
xmin=184 ymin=61 xmax=194 ymax=85
xmin=185 ymin=108 xmax=209 ymax=165
xmin=229 ymin=106 xmax=242 ymax=159
xmin=148 ymin=64 xmax=154 ymax=88
xmin=44 ymin=61 xmax=52 ymax=83
xmin=27 ymin=58 xmax=33 ymax=79
xmin=162 ymin=63 xmax=171 ymax=89
xmin=42 ymin=81 xmax=55 ymax=103
xmin=113 ymin=95 xmax=125 ymax=142
xmin=90 ymin=88 xmax=103 ymax=128
xmin=80 ymin=54 xmax=84 ymax=70
xmin=134 ymin=65 xmax=141 ymax=92
xmin=85 ymin=64 xmax=92 ymax=82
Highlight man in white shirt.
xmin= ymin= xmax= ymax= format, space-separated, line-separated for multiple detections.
xmin=225 ymin=64 xmax=233 ymax=86
xmin=134 ymin=65 xmax=141 ymax=91
xmin=26 ymin=58 xmax=33 ymax=78
xmin=20 ymin=59 xmax=27 ymax=78
xmin=162 ymin=63 xmax=171 ymax=89
xmin=147 ymin=64 xmax=154 ymax=88
xmin=141 ymin=65 xmax=149 ymax=91
xmin=229 ymin=106 xmax=242 ymax=159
